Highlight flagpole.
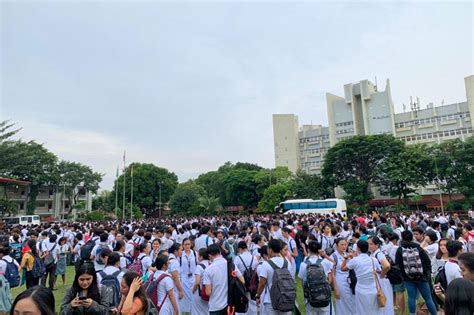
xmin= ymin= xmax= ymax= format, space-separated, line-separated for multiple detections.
xmin=114 ymin=166 xmax=118 ymax=217
xmin=130 ymin=164 xmax=134 ymax=221
xmin=122 ymin=151 xmax=126 ymax=220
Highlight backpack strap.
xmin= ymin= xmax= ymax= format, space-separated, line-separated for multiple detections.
xmin=112 ymin=270 xmax=121 ymax=277
xmin=238 ymin=255 xmax=249 ymax=272
xmin=199 ymin=263 xmax=206 ymax=270
xmin=155 ymin=273 xmax=171 ymax=308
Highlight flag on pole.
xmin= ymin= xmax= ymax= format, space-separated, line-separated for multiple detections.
xmin=116 ymin=166 xmax=119 ymax=178
xmin=123 ymin=151 xmax=126 ymax=171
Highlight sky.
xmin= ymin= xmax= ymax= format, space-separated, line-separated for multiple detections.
xmin=1 ymin=1 xmax=473 ymax=190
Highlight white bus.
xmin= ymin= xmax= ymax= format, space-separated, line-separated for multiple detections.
xmin=4 ymin=215 xmax=41 ymax=226
xmin=277 ymin=198 xmax=347 ymax=216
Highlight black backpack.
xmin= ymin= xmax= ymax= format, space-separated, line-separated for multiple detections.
xmin=268 ymin=259 xmax=296 ymax=312
xmin=227 ymin=261 xmax=248 ymax=314
xmin=376 ymin=252 xmax=403 ymax=285
xmin=80 ymin=239 xmax=95 ymax=261
xmin=238 ymin=255 xmax=256 ymax=293
xmin=332 ymin=253 xmax=357 ymax=295
xmin=303 ymin=257 xmax=332 ymax=308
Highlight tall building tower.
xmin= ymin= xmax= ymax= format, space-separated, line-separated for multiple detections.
xmin=466 ymin=75 xmax=474 ymax=129
xmin=327 ymin=79 xmax=396 ymax=146
xmin=272 ymin=114 xmax=301 ymax=173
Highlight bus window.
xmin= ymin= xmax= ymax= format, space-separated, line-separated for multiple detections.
xmin=300 ymin=203 xmax=309 ymax=209
xmin=20 ymin=217 xmax=27 ymax=222
xmin=33 ymin=216 xmax=40 ymax=221
xmin=27 ymin=217 xmax=32 ymax=223
xmin=316 ymin=202 xmax=325 ymax=208
xmin=327 ymin=201 xmax=337 ymax=208
xmin=309 ymin=202 xmax=317 ymax=208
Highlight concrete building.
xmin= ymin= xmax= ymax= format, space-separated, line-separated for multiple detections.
xmin=272 ymin=114 xmax=301 ymax=173
xmin=273 ymin=74 xmax=474 ymax=181
xmin=0 ymin=179 xmax=93 ymax=218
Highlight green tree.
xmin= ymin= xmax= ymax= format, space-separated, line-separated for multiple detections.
xmin=0 ymin=120 xmax=21 ymax=142
xmin=169 ymin=181 xmax=206 ymax=214
xmin=410 ymin=194 xmax=423 ymax=211
xmin=322 ymin=134 xmax=404 ymax=207
xmin=0 ymin=141 xmax=58 ymax=214
xmin=258 ymin=183 xmax=291 ymax=213
xmin=290 ymin=169 xmax=334 ymax=200
xmin=198 ymin=195 xmax=222 ymax=214
xmin=112 ymin=163 xmax=178 ymax=217
xmin=222 ymin=168 xmax=259 ymax=208
xmin=375 ymin=144 xmax=434 ymax=204
xmin=56 ymin=161 xmax=103 ymax=213
xmin=92 ymin=190 xmax=113 ymax=211
xmin=254 ymin=167 xmax=292 ymax=199
xmin=432 ymin=137 xmax=474 ymax=207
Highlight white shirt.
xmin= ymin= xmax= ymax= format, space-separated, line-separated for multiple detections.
xmin=137 ymin=253 xmax=152 ymax=272
xmin=234 ymin=251 xmax=258 ymax=276
xmin=40 ymin=240 xmax=60 ymax=264
xmin=194 ymin=235 xmax=214 ymax=252
xmin=445 ymin=260 xmax=462 ymax=286
xmin=125 ymin=240 xmax=135 ymax=257
xmin=258 ymin=256 xmax=292 ymax=305
xmin=203 ymin=256 xmax=241 ymax=311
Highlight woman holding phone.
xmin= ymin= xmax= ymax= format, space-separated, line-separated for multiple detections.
xmin=59 ymin=263 xmax=113 ymax=315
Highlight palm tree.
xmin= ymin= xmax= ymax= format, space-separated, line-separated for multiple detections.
xmin=198 ymin=195 xmax=222 ymax=214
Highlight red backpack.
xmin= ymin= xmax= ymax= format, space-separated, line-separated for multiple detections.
xmin=145 ymin=273 xmax=171 ymax=311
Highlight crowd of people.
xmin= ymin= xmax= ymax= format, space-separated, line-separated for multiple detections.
xmin=1 ymin=210 xmax=474 ymax=315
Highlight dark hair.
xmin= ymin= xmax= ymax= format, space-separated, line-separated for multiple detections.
xmin=387 ymin=232 xmax=399 ymax=242
xmin=168 ymin=243 xmax=181 ymax=255
xmin=114 ymin=240 xmax=126 ymax=252
xmin=268 ymin=239 xmax=282 ymax=253
xmin=10 ymin=286 xmax=55 ymax=315
xmin=106 ymin=252 xmax=120 ymax=266
xmin=99 ymin=233 xmax=109 ymax=243
xmin=27 ymin=239 xmax=38 ymax=257
xmin=70 ymin=263 xmax=101 ymax=303
xmin=258 ymin=245 xmax=268 ymax=258
xmin=308 ymin=240 xmax=322 ymax=254
xmin=122 ymin=271 xmax=148 ymax=313
xmin=412 ymin=227 xmax=424 ymax=234
xmin=459 ymin=252 xmax=474 ymax=273
xmin=436 ymin=238 xmax=449 ymax=259
xmin=206 ymin=244 xmax=221 ymax=256
xmin=334 ymin=237 xmax=347 ymax=246
xmin=154 ymin=254 xmax=169 ymax=270
xmin=357 ymin=240 xmax=369 ymax=253
xmin=447 ymin=240 xmax=463 ymax=258
xmin=401 ymin=230 xmax=414 ymax=242
xmin=198 ymin=248 xmax=209 ymax=261
xmin=369 ymin=236 xmax=382 ymax=247
xmin=139 ymin=242 xmax=148 ymax=253
xmin=237 ymin=241 xmax=248 ymax=250
xmin=444 ymin=278 xmax=474 ymax=315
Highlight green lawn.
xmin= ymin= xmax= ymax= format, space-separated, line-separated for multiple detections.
xmin=12 ymin=265 xmax=76 ymax=312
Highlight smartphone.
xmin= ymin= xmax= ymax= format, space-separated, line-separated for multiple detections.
xmin=435 ymin=285 xmax=444 ymax=293
xmin=78 ymin=296 xmax=87 ymax=301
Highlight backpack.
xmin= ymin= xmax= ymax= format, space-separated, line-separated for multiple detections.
xmin=146 ymin=298 xmax=159 ymax=315
xmin=128 ymin=256 xmax=146 ymax=276
xmin=80 ymin=239 xmax=95 ymax=261
xmin=433 ymin=262 xmax=448 ymax=306
xmin=131 ymin=239 xmax=141 ymax=260
xmin=145 ymin=273 xmax=171 ymax=312
xmin=348 ymin=269 xmax=357 ymax=294
xmin=376 ymin=252 xmax=403 ymax=285
xmin=238 ymin=255 xmax=258 ymax=298
xmin=197 ymin=263 xmax=210 ymax=301
xmin=0 ymin=275 xmax=12 ymax=312
xmin=227 ymin=261 xmax=248 ymax=314
xmin=225 ymin=240 xmax=236 ymax=260
xmin=43 ymin=244 xmax=57 ymax=268
xmin=95 ymin=243 xmax=109 ymax=265
xmin=99 ymin=270 xmax=121 ymax=307
xmin=402 ymin=247 xmax=424 ymax=280
xmin=303 ymin=258 xmax=332 ymax=308
xmin=267 ymin=259 xmax=296 ymax=312
xmin=1 ymin=258 xmax=20 ymax=288
xmin=31 ymin=255 xmax=46 ymax=279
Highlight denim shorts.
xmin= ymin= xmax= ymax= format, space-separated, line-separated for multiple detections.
xmin=392 ymin=282 xmax=406 ymax=292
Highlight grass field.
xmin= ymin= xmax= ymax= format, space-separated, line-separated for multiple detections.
xmin=12 ymin=265 xmax=76 ymax=312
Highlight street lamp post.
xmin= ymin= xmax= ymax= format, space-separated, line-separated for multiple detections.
xmin=434 ymin=156 xmax=445 ymax=216
xmin=158 ymin=181 xmax=162 ymax=217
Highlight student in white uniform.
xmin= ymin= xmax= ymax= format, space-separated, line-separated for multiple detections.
xmin=331 ymin=238 xmax=355 ymax=315
xmin=298 ymin=240 xmax=334 ymax=315
xmin=234 ymin=241 xmax=258 ymax=315
xmin=179 ymin=238 xmax=197 ymax=314
xmin=153 ymin=255 xmax=179 ymax=315
xmin=168 ymin=243 xmax=184 ymax=314
xmin=445 ymin=240 xmax=463 ymax=285
xmin=97 ymin=252 xmax=124 ymax=290
xmin=203 ymin=244 xmax=243 ymax=315
xmin=192 ymin=248 xmax=210 ymax=315
xmin=368 ymin=236 xmax=394 ymax=315
xmin=255 ymin=239 xmax=293 ymax=315
xmin=342 ymin=239 xmax=382 ymax=315
xmin=136 ymin=242 xmax=153 ymax=274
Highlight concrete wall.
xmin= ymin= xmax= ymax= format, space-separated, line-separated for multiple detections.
xmin=273 ymin=114 xmax=301 ymax=173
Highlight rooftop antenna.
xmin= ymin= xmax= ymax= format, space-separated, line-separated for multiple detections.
xmin=374 ymin=76 xmax=378 ymax=91
xmin=410 ymin=96 xmax=420 ymax=118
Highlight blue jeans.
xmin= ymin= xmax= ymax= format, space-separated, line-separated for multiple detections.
xmin=404 ymin=281 xmax=437 ymax=315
